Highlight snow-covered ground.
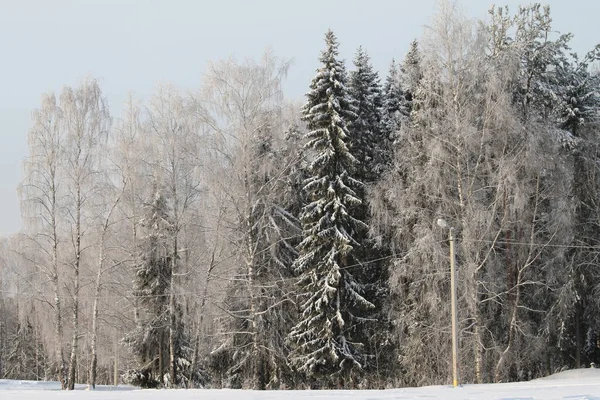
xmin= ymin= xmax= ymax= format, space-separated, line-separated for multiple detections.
xmin=2 ymin=369 xmax=600 ymax=399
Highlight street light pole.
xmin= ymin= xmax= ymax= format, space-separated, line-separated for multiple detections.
xmin=437 ymin=218 xmax=459 ymax=387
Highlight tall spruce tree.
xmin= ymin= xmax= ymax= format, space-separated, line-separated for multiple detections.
xmin=4 ymin=316 xmax=46 ymax=380
xmin=287 ymin=30 xmax=374 ymax=388
xmin=123 ymin=190 xmax=189 ymax=388
xmin=381 ymin=41 xmax=422 ymax=144
xmin=381 ymin=59 xmax=404 ymax=141
xmin=348 ymin=47 xmax=388 ymax=182
xmin=400 ymin=40 xmax=422 ymax=120
xmin=555 ymin=45 xmax=600 ymax=368
xmin=348 ymin=47 xmax=394 ymax=384
xmin=200 ymin=55 xmax=298 ymax=390
xmin=209 ymin=122 xmax=299 ymax=390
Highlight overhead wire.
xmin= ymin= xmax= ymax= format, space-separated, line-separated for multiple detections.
xmin=2 ymin=235 xmax=600 ymax=300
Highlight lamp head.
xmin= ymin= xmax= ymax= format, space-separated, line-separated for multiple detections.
xmin=437 ymin=218 xmax=448 ymax=229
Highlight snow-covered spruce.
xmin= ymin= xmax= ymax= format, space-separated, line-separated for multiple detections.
xmin=348 ymin=46 xmax=389 ymax=183
xmin=122 ymin=191 xmax=193 ymax=388
xmin=287 ymin=30 xmax=374 ymax=388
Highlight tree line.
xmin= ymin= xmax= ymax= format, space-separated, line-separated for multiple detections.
xmin=1 ymin=2 xmax=600 ymax=390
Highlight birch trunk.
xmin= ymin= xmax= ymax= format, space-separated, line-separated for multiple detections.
xmin=168 ymin=235 xmax=177 ymax=387
xmin=67 ymin=185 xmax=82 ymax=390
xmin=88 ymin=190 xmax=121 ymax=389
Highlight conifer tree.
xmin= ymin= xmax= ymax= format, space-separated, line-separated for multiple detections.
xmin=123 ymin=190 xmax=189 ymax=388
xmin=348 ymin=47 xmax=394 ymax=384
xmin=400 ymin=40 xmax=422 ymax=120
xmin=348 ymin=47 xmax=388 ymax=182
xmin=381 ymin=41 xmax=422 ymax=143
xmin=557 ymin=46 xmax=600 ymax=136
xmin=5 ymin=318 xmax=47 ymax=380
xmin=209 ymin=123 xmax=299 ymax=390
xmin=200 ymin=55 xmax=298 ymax=390
xmin=555 ymin=45 xmax=600 ymax=368
xmin=381 ymin=59 xmax=404 ymax=141
xmin=287 ymin=30 xmax=374 ymax=388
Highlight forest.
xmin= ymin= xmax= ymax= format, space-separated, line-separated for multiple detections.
xmin=1 ymin=2 xmax=600 ymax=390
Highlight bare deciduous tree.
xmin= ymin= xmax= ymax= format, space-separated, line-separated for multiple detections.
xmin=20 ymin=93 xmax=67 ymax=388
xmin=59 ymin=80 xmax=110 ymax=390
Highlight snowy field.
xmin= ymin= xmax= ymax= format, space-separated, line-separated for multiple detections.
xmin=2 ymin=369 xmax=600 ymax=399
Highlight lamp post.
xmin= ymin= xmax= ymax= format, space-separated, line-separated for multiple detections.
xmin=437 ymin=218 xmax=459 ymax=387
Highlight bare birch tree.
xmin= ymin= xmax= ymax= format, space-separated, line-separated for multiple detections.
xmin=59 ymin=80 xmax=110 ymax=390
xmin=20 ymin=93 xmax=67 ymax=388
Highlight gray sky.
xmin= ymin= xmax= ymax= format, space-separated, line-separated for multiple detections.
xmin=1 ymin=0 xmax=598 ymax=236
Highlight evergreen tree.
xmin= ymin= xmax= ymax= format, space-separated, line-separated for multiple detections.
xmin=381 ymin=59 xmax=404 ymax=141
xmin=123 ymin=190 xmax=190 ymax=388
xmin=400 ymin=40 xmax=422 ymax=120
xmin=3 ymin=316 xmax=46 ymax=380
xmin=348 ymin=47 xmax=394 ymax=385
xmin=287 ymin=30 xmax=374 ymax=388
xmin=557 ymin=46 xmax=600 ymax=136
xmin=348 ymin=46 xmax=388 ymax=182
xmin=201 ymin=55 xmax=299 ymax=390
xmin=381 ymin=41 xmax=422 ymax=143
xmin=555 ymin=46 xmax=600 ymax=368
xmin=209 ymin=122 xmax=300 ymax=390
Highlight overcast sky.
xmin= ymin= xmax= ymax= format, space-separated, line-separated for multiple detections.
xmin=1 ymin=0 xmax=598 ymax=236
